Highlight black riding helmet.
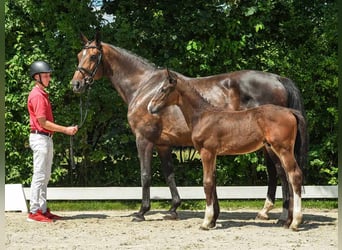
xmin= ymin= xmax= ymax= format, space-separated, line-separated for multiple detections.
xmin=29 ymin=61 xmax=53 ymax=79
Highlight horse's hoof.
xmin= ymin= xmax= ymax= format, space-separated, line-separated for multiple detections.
xmin=131 ymin=213 xmax=145 ymax=222
xmin=256 ymin=212 xmax=269 ymax=220
xmin=163 ymin=211 xmax=179 ymax=220
xmin=283 ymin=221 xmax=291 ymax=229
xmin=276 ymin=219 xmax=286 ymax=225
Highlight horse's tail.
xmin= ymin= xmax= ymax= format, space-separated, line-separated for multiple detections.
xmin=279 ymin=77 xmax=309 ymax=179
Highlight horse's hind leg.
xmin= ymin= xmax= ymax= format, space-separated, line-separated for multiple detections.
xmin=157 ymin=145 xmax=181 ymax=220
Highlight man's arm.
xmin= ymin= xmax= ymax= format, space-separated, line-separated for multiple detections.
xmin=37 ymin=117 xmax=78 ymax=136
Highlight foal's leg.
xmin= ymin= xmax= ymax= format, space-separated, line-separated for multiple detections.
xmin=199 ymin=148 xmax=220 ymax=230
xmin=258 ymin=148 xmax=290 ymax=224
xmin=279 ymin=152 xmax=303 ymax=231
xmin=156 ymin=145 xmax=181 ymax=220
xmin=257 ymin=149 xmax=277 ymax=220
xmin=132 ymin=137 xmax=154 ymax=222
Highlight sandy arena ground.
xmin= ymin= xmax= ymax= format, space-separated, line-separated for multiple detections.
xmin=5 ymin=208 xmax=338 ymax=250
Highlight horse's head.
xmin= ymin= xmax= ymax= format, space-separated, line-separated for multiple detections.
xmin=148 ymin=69 xmax=178 ymax=114
xmin=71 ymin=32 xmax=104 ymax=93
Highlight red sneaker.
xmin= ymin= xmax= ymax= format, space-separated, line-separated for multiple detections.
xmin=27 ymin=210 xmax=53 ymax=222
xmin=44 ymin=208 xmax=62 ymax=220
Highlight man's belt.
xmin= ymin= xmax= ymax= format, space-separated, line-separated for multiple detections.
xmin=31 ymin=130 xmax=53 ymax=137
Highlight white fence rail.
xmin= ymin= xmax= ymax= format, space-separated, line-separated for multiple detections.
xmin=5 ymin=184 xmax=337 ymax=213
xmin=23 ymin=185 xmax=337 ymax=200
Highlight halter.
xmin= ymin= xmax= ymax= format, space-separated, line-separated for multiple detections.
xmin=76 ymin=43 xmax=103 ymax=87
xmin=70 ymin=42 xmax=102 ymax=170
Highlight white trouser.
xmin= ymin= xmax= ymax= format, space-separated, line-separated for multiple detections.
xmin=29 ymin=133 xmax=53 ymax=214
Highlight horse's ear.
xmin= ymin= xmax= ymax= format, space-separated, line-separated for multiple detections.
xmin=166 ymin=68 xmax=177 ymax=85
xmin=80 ymin=33 xmax=88 ymax=45
xmin=95 ymin=30 xmax=101 ymax=46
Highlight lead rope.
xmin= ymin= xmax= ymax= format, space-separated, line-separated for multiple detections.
xmin=70 ymin=87 xmax=91 ymax=170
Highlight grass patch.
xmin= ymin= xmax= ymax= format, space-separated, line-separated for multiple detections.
xmin=48 ymin=199 xmax=337 ymax=211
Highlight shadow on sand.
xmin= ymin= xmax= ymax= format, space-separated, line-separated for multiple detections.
xmin=61 ymin=213 xmax=109 ymax=220
xmin=123 ymin=209 xmax=336 ymax=231
xmin=58 ymin=209 xmax=336 ymax=231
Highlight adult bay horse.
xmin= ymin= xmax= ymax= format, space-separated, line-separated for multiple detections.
xmin=148 ymin=69 xmax=304 ymax=230
xmin=71 ymin=32 xmax=308 ymax=222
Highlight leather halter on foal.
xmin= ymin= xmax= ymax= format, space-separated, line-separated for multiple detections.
xmin=76 ymin=42 xmax=103 ymax=87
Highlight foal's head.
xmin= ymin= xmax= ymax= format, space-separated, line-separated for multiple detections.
xmin=71 ymin=31 xmax=104 ymax=93
xmin=148 ymin=69 xmax=178 ymax=114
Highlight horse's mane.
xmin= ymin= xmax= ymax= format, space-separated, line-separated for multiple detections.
xmin=108 ymin=44 xmax=156 ymax=71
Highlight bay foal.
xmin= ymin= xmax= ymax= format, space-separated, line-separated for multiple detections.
xmin=148 ymin=69 xmax=304 ymax=230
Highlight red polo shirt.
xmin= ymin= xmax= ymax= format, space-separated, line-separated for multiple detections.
xmin=27 ymin=86 xmax=54 ymax=134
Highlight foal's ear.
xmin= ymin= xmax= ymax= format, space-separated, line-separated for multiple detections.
xmin=166 ymin=68 xmax=177 ymax=85
xmin=80 ymin=33 xmax=88 ymax=45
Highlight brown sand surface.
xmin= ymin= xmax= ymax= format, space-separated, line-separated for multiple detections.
xmin=5 ymin=208 xmax=337 ymax=250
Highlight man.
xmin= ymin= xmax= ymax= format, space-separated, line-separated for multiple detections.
xmin=27 ymin=60 xmax=78 ymax=222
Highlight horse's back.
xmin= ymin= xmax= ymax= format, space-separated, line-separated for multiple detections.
xmin=178 ymin=70 xmax=288 ymax=109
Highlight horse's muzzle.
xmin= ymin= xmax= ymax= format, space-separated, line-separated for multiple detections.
xmin=71 ymin=79 xmax=85 ymax=93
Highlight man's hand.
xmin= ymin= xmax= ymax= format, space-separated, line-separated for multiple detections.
xmin=65 ymin=125 xmax=78 ymax=136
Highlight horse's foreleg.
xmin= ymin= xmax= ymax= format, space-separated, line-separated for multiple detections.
xmin=199 ymin=148 xmax=219 ymax=230
xmin=132 ymin=137 xmax=154 ymax=222
xmin=157 ymin=145 xmax=181 ymax=220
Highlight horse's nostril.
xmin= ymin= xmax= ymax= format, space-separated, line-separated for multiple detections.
xmin=72 ymin=80 xmax=80 ymax=89
xmin=71 ymin=80 xmax=82 ymax=92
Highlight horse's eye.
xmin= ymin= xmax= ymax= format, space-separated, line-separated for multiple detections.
xmin=90 ymin=55 xmax=97 ymax=61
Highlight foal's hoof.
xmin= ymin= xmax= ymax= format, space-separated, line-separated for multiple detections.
xmin=290 ymin=225 xmax=299 ymax=232
xmin=163 ymin=211 xmax=179 ymax=220
xmin=289 ymin=220 xmax=302 ymax=231
xmin=131 ymin=213 xmax=145 ymax=222
xmin=256 ymin=212 xmax=269 ymax=220
xmin=200 ymin=222 xmax=216 ymax=230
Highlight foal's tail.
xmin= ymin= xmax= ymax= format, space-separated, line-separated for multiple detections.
xmin=291 ymin=109 xmax=307 ymax=170
xmin=279 ymin=77 xmax=309 ymax=178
